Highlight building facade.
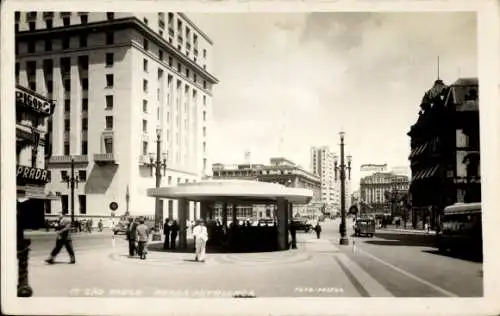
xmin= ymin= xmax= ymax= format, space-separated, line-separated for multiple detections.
xmin=310 ymin=146 xmax=350 ymax=215
xmin=16 ymin=84 xmax=57 ymax=229
xmin=408 ymin=78 xmax=480 ymax=230
xmin=15 ymin=11 xmax=218 ymax=222
xmin=212 ymin=157 xmax=322 ymax=219
xmin=359 ymin=172 xmax=409 ymax=216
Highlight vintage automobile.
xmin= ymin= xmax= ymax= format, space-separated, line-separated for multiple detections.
xmin=291 ymin=218 xmax=313 ymax=232
xmin=354 ymin=217 xmax=376 ymax=237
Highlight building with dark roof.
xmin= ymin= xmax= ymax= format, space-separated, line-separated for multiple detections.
xmin=407 ymin=77 xmax=480 ymax=230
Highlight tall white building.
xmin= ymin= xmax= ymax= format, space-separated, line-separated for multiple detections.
xmin=15 ymin=12 xmax=219 ymax=220
xmin=310 ymin=146 xmax=351 ymax=212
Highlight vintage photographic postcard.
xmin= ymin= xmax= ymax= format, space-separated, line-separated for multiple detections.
xmin=1 ymin=0 xmax=499 ymax=315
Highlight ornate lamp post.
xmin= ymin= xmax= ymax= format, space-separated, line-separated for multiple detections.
xmin=334 ymin=131 xmax=352 ymax=246
xmin=62 ymin=157 xmax=79 ymax=227
xmin=145 ymin=127 xmax=167 ymax=241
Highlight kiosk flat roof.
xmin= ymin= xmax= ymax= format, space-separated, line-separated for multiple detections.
xmin=147 ymin=179 xmax=313 ymax=204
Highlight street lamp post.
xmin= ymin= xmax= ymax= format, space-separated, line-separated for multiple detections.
xmin=334 ymin=131 xmax=352 ymax=246
xmin=146 ymin=127 xmax=167 ymax=241
xmin=62 ymin=158 xmax=79 ymax=227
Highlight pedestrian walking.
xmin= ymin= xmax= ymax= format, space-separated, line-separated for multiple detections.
xmin=314 ymin=222 xmax=322 ymax=239
xmin=45 ymin=212 xmax=75 ymax=264
xmin=126 ymin=218 xmax=138 ymax=257
xmin=98 ymin=219 xmax=103 ymax=232
xmin=135 ymin=218 xmax=150 ymax=260
xmin=192 ymin=220 xmax=208 ymax=262
xmin=163 ymin=218 xmax=171 ymax=250
xmin=289 ymin=222 xmax=297 ymax=249
xmin=170 ymin=220 xmax=179 ymax=250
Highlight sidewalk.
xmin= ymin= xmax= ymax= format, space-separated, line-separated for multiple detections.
xmin=27 ymin=233 xmax=393 ymax=298
xmin=378 ymin=227 xmax=436 ymax=235
xmin=25 ymin=229 xmax=114 ymax=237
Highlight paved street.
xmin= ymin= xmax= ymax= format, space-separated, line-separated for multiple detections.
xmin=24 ymin=220 xmax=482 ymax=297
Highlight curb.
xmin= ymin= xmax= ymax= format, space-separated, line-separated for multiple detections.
xmin=378 ymin=228 xmax=436 ymax=235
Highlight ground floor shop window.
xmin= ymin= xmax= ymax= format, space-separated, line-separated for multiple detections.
xmin=61 ymin=195 xmax=68 ymax=214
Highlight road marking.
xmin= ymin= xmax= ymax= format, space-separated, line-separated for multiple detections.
xmin=356 ymin=247 xmax=459 ymax=297
xmin=335 ymin=253 xmax=394 ymax=297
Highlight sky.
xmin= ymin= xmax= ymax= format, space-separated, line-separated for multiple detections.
xmin=188 ymin=12 xmax=477 ymax=189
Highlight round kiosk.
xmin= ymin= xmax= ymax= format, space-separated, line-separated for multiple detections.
xmin=147 ymin=179 xmax=313 ymax=252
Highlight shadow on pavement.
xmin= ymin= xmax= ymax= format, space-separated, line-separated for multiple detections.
xmin=362 ymin=232 xmax=438 ymax=248
xmin=422 ymin=249 xmax=483 ymax=263
xmin=147 ymin=242 xmax=288 ymax=254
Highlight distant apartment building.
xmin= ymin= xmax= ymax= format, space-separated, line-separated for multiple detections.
xmin=310 ymin=146 xmax=351 ymax=214
xmin=212 ymin=157 xmax=322 ymax=219
xmin=360 ymin=172 xmax=409 ymax=215
xmin=15 ymin=11 xmax=218 ymax=220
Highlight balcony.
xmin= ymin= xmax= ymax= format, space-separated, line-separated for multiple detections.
xmin=48 ymin=155 xmax=89 ymax=165
xmin=94 ymin=153 xmax=116 ymax=164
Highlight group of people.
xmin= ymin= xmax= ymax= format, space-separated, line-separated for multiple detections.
xmin=125 ymin=217 xmax=150 ymax=260
xmin=162 ymin=218 xmax=179 ymax=250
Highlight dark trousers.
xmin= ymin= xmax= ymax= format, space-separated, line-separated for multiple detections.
xmin=50 ymin=238 xmax=75 ymax=259
xmin=163 ymin=233 xmax=170 ymax=249
xmin=171 ymin=234 xmax=177 ymax=249
xmin=137 ymin=241 xmax=147 ymax=257
xmin=128 ymin=239 xmax=136 ymax=256
xmin=316 ymin=231 xmax=321 ymax=239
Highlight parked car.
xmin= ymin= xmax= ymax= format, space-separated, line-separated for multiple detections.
xmin=112 ymin=220 xmax=129 ymax=235
xmin=291 ymin=218 xmax=312 ymax=232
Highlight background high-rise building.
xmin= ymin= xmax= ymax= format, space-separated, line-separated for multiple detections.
xmin=15 ymin=12 xmax=219 ymax=221
xmin=310 ymin=146 xmax=351 ymax=215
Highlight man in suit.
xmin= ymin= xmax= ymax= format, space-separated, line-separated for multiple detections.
xmin=163 ymin=218 xmax=171 ymax=250
xmin=126 ymin=218 xmax=138 ymax=257
xmin=45 ymin=212 xmax=75 ymax=264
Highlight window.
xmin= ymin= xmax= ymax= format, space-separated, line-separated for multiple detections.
xmin=29 ymin=81 xmax=36 ymax=91
xmin=104 ymin=137 xmax=113 ymax=153
xmin=45 ymin=19 xmax=53 ymax=29
xmin=64 ymin=99 xmax=70 ymax=112
xmin=63 ymin=17 xmax=70 ymax=26
xmin=105 ymin=53 xmax=114 ymax=67
xmin=78 ymin=170 xmax=87 ymax=181
xmin=203 ymin=49 xmax=207 ymax=58
xmin=168 ymin=56 xmax=173 ymax=67
xmin=203 ymin=142 xmax=206 ymax=153
xmin=106 ymin=74 xmax=114 ymax=88
xmin=186 ymin=68 xmax=189 ymax=78
xmin=45 ymin=201 xmax=51 ymax=214
xmin=61 ymin=170 xmax=68 ymax=181
xmin=15 ymin=23 xmax=19 ymax=33
xmin=203 ymin=95 xmax=206 ymax=105
xmin=143 ymin=58 xmax=148 ymax=72
xmin=64 ymin=142 xmax=70 ymax=155
xmin=194 ymin=73 xmax=197 ymax=83
xmin=81 ymin=140 xmax=88 ymax=155
xmin=64 ymin=79 xmax=71 ymax=91
xmin=143 ymin=99 xmax=148 ymax=113
xmin=177 ymin=62 xmax=181 ymax=72
xmin=80 ymin=14 xmax=88 ymax=24
xmin=143 ymin=17 xmax=148 ymax=25
xmin=61 ymin=57 xmax=71 ymax=73
xmin=142 ymin=141 xmax=148 ymax=155
xmin=105 ymin=116 xmax=113 ymax=129
xmin=203 ymin=127 xmax=206 ymax=137
xmin=203 ymin=80 xmax=207 ymax=89
xmin=159 ymin=50 xmax=164 ymax=61
xmin=61 ymin=195 xmax=69 ymax=214
xmin=78 ymin=55 xmax=89 ymax=70
xmin=15 ymin=63 xmax=20 ymax=83
xmin=44 ymin=39 xmax=52 ymax=51
xmin=143 ymin=79 xmax=148 ymax=93
xmin=78 ymin=195 xmax=87 ymax=214
xmin=106 ymin=32 xmax=114 ymax=45
xmin=82 ymin=118 xmax=88 ymax=130
xmin=203 ymin=111 xmax=206 ymax=121
xmin=143 ymin=38 xmax=149 ymax=51
xmin=159 ymin=29 xmax=163 ymax=36
xmin=81 ymin=78 xmax=89 ymax=90
xmin=46 ymin=79 xmax=53 ymax=93
xmin=158 ymin=68 xmax=163 ymax=80
xmin=79 ymin=35 xmax=87 ymax=48
xmin=105 ymin=95 xmax=113 ymax=109
xmin=62 ymin=37 xmax=70 ymax=49
xmin=64 ymin=119 xmax=70 ymax=131
xmin=15 ymin=12 xmax=20 ymax=21
xmin=29 ymin=21 xmax=36 ymax=31
xmin=28 ymin=42 xmax=35 ymax=53
xmin=107 ymin=12 xmax=115 ymax=20
xmin=82 ymin=98 xmax=88 ymax=111
xmin=142 ymin=119 xmax=147 ymax=132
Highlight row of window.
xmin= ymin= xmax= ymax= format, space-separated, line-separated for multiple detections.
xmin=54 ymin=194 xmax=87 ymax=215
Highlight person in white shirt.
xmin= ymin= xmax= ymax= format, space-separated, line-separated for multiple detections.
xmin=192 ymin=220 xmax=209 ymax=262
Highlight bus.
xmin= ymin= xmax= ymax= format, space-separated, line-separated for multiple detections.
xmin=437 ymin=202 xmax=482 ymax=258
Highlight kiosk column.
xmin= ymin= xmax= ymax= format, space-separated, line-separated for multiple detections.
xmin=178 ymin=199 xmax=188 ymax=249
xmin=276 ymin=198 xmax=289 ymax=250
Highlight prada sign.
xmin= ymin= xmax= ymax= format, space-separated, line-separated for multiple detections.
xmin=16 ymin=165 xmax=51 ymax=184
xmin=16 ymin=87 xmax=55 ymax=116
